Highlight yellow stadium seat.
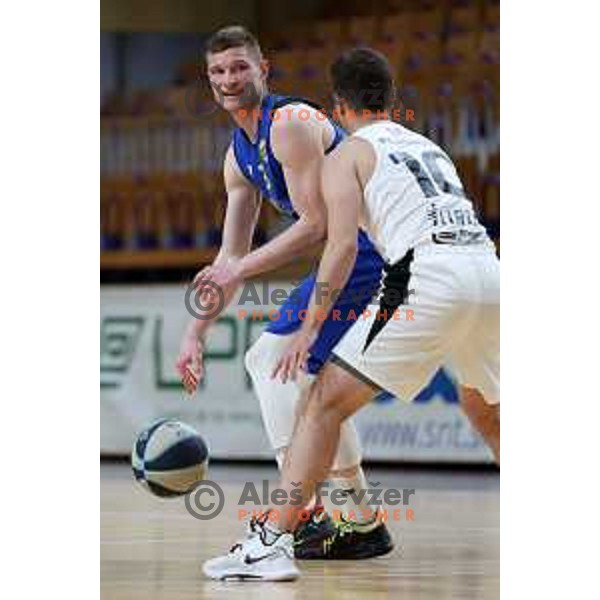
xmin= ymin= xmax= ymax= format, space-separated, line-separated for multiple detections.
xmin=481 ymin=174 xmax=500 ymax=227
xmin=312 ymin=19 xmax=346 ymax=47
xmin=479 ymin=30 xmax=499 ymax=64
xmin=445 ymin=31 xmax=480 ymax=64
xmin=101 ymin=190 xmax=128 ymax=250
xmin=269 ymin=49 xmax=302 ymax=85
xmin=483 ymin=2 xmax=500 ymax=31
xmin=455 ymin=156 xmax=481 ymax=206
xmin=347 ymin=15 xmax=379 ymax=45
xmin=287 ymin=22 xmax=314 ymax=50
xmin=371 ymin=39 xmax=406 ymax=73
xmin=403 ymin=37 xmax=443 ymax=74
xmin=378 ymin=13 xmax=412 ymax=44
xmin=448 ymin=4 xmax=483 ymax=34
xmin=410 ymin=8 xmax=445 ymax=40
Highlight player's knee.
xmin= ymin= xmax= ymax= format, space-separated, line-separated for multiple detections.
xmin=306 ymin=381 xmax=353 ymax=423
xmin=245 ymin=332 xmax=292 ymax=379
xmin=314 ymin=363 xmax=369 ymax=421
xmin=460 ymin=386 xmax=499 ymax=434
xmin=482 ymin=402 xmax=500 ymax=431
xmin=244 ymin=334 xmax=272 ymax=378
xmin=460 ymin=386 xmax=481 ymax=411
xmin=306 ymin=399 xmax=349 ymax=428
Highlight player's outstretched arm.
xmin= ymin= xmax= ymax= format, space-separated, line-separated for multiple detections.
xmin=176 ymin=145 xmax=259 ymax=392
xmin=187 ymin=144 xmax=260 ymax=338
xmin=273 ymin=140 xmax=363 ymax=382
xmin=232 ymin=110 xmax=328 ymax=280
xmin=217 ymin=144 xmax=262 ymax=263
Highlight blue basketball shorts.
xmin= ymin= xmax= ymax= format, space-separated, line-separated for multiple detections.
xmin=266 ymin=233 xmax=384 ymax=374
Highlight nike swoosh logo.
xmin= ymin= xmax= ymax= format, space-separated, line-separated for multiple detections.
xmin=244 ymin=552 xmax=277 ymax=565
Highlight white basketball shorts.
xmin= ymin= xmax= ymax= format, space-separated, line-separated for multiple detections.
xmin=332 ymin=243 xmax=500 ymax=405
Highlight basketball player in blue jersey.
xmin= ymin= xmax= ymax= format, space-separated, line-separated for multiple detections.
xmin=175 ymin=26 xmax=392 ymax=560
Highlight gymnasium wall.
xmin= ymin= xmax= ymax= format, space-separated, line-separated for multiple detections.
xmin=100 ymin=0 xmax=258 ymax=33
xmin=101 ymin=32 xmax=205 ymax=99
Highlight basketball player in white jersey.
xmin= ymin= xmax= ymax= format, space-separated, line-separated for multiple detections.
xmin=203 ymin=47 xmax=499 ymax=581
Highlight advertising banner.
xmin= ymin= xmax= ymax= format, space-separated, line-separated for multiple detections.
xmin=101 ymin=284 xmax=493 ymax=463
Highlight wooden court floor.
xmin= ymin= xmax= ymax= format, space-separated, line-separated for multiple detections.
xmin=101 ymin=462 xmax=499 ymax=599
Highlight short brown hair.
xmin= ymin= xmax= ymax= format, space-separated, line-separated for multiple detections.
xmin=331 ymin=47 xmax=394 ymax=112
xmin=204 ymin=26 xmax=262 ymax=61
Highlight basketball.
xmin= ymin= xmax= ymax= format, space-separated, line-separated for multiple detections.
xmin=131 ymin=419 xmax=209 ymax=497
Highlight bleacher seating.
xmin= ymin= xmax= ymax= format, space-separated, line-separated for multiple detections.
xmin=101 ymin=1 xmax=500 ymax=267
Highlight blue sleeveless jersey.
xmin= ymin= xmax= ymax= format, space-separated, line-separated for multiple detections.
xmin=232 ymin=94 xmax=384 ymax=374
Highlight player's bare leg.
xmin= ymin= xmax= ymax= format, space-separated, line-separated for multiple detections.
xmin=277 ymin=362 xmax=375 ymax=533
xmin=460 ymin=386 xmax=500 ymax=464
xmin=245 ymin=333 xmax=392 ymax=558
xmin=202 ymin=362 xmax=377 ymax=580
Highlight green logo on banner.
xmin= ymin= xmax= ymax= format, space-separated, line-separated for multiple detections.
xmin=100 ymin=315 xmax=269 ymax=390
xmin=100 ymin=317 xmax=145 ymax=388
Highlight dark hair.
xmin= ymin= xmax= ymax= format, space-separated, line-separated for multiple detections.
xmin=330 ymin=47 xmax=394 ymax=112
xmin=204 ymin=26 xmax=262 ymax=61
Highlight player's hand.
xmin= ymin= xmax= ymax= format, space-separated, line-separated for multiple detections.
xmin=193 ymin=257 xmax=244 ymax=301
xmin=175 ymin=329 xmax=205 ymax=396
xmin=272 ymin=328 xmax=318 ymax=384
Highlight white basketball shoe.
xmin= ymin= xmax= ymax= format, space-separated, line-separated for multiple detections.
xmin=203 ymin=517 xmax=300 ymax=581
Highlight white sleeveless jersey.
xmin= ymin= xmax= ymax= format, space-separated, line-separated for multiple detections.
xmin=353 ymin=121 xmax=491 ymax=264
